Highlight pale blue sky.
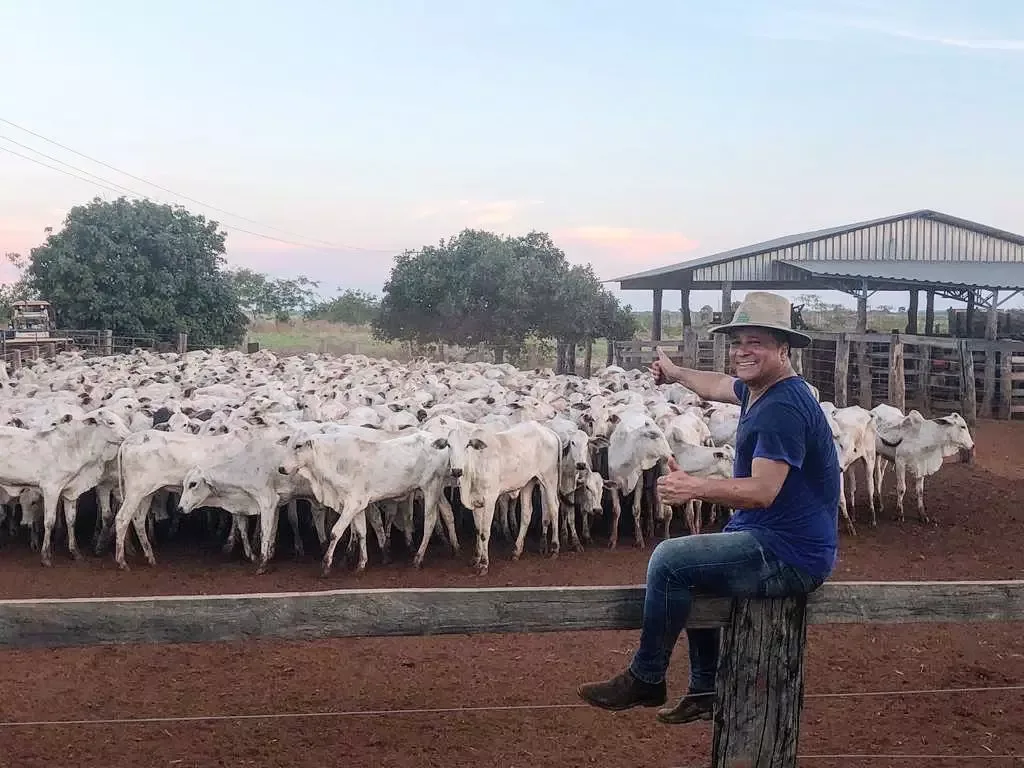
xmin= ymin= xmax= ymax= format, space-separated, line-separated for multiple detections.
xmin=1 ymin=0 xmax=1022 ymax=312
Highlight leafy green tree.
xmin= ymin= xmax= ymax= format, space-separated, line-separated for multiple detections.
xmin=306 ymin=288 xmax=381 ymax=325
xmin=225 ymin=267 xmax=269 ymax=321
xmin=24 ymin=197 xmax=247 ymax=347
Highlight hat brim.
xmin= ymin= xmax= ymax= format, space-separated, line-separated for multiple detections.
xmin=707 ymin=321 xmax=812 ymax=349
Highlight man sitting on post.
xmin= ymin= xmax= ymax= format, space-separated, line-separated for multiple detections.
xmin=577 ymin=291 xmax=840 ymax=724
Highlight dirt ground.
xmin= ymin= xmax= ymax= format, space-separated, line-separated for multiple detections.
xmin=1 ymin=420 xmax=1023 ymax=767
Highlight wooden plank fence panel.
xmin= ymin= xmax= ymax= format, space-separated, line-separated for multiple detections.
xmin=1 ymin=581 xmax=1022 ymax=651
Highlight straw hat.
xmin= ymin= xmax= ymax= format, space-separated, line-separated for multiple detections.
xmin=708 ymin=291 xmax=812 ymax=349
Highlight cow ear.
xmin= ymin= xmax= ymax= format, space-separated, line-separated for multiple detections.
xmin=609 ymin=413 xmax=620 ymax=424
xmin=60 ymin=413 xmax=74 ymax=423
xmin=276 ymin=434 xmax=290 ymax=445
xmin=431 ymin=437 xmax=449 ymax=450
xmin=84 ymin=416 xmax=98 ymax=425
xmin=468 ymin=438 xmax=487 ymax=450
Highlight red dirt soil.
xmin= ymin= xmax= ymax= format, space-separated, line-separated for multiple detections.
xmin=1 ymin=419 xmax=1023 ymax=767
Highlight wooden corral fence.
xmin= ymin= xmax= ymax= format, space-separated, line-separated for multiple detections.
xmin=617 ymin=330 xmax=1024 ymax=424
xmin=1 ymin=330 xmax=189 ymax=370
xmin=1 ymin=580 xmax=1022 ymax=767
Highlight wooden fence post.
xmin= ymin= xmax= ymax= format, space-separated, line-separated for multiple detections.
xmin=28 ymin=345 xmax=39 ymax=361
xmin=177 ymin=333 xmax=188 ymax=355
xmin=44 ymin=342 xmax=56 ymax=358
xmin=959 ymin=340 xmax=978 ymax=426
xmin=888 ymin=331 xmax=905 ymax=412
xmin=857 ymin=341 xmax=872 ymax=409
xmin=712 ymin=595 xmax=807 ymax=768
xmin=683 ymin=327 xmax=698 ymax=369
xmin=790 ymin=346 xmax=803 ymax=376
xmin=713 ymin=333 xmax=728 ymax=373
xmin=920 ymin=343 xmax=933 ymax=416
xmin=10 ymin=350 xmax=21 ymax=370
xmin=1000 ymin=349 xmax=1013 ymax=419
xmin=834 ymin=334 xmax=850 ymax=407
xmin=102 ymin=330 xmax=113 ymax=356
xmin=246 ymin=341 xmax=260 ymax=354
xmin=583 ymin=339 xmax=593 ymax=378
xmin=982 ymin=348 xmax=997 ymax=419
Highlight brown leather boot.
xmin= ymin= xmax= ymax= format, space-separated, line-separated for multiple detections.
xmin=656 ymin=690 xmax=716 ymax=724
xmin=577 ymin=669 xmax=667 ymax=711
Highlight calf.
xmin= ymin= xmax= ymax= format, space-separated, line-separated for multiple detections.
xmin=665 ymin=443 xmax=735 ymax=536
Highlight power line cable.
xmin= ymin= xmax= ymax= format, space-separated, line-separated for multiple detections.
xmin=0 ymin=116 xmax=395 ymax=254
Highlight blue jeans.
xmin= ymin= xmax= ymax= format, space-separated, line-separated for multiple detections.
xmin=628 ymin=530 xmax=824 ymax=691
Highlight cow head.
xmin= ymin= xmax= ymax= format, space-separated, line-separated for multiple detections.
xmin=933 ymin=413 xmax=975 ymax=463
xmin=178 ymin=467 xmax=215 ymax=515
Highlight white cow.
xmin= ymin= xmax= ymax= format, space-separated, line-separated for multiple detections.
xmin=664 ymin=443 xmax=735 ymax=536
xmin=873 ymin=411 xmax=975 ymax=523
xmin=822 ymin=404 xmax=880 ymax=531
xmin=452 ymin=421 xmax=562 ymax=574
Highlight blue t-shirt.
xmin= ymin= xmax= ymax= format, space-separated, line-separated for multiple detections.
xmin=723 ymin=376 xmax=841 ymax=581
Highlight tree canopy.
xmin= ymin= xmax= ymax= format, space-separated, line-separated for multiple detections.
xmin=225 ymin=267 xmax=320 ymax=323
xmin=23 ymin=197 xmax=247 ymax=348
xmin=372 ymin=228 xmax=638 ymax=361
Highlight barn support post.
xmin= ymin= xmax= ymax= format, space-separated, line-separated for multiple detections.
xmin=924 ymin=290 xmax=935 ymax=335
xmin=721 ymin=282 xmax=733 ymax=323
xmin=855 ymin=280 xmax=868 ymax=333
xmin=177 ymin=333 xmax=188 ymax=355
xmin=888 ymin=331 xmax=905 ymax=412
xmin=1000 ymin=348 xmax=1014 ymax=419
xmin=681 ymin=288 xmax=692 ymax=328
xmin=834 ymin=334 xmax=850 ymax=407
xmin=651 ymin=289 xmax=663 ymax=341
xmin=682 ymin=326 xmax=698 ymax=369
xmin=965 ymin=290 xmax=976 ymax=338
xmin=711 ymin=595 xmax=807 ymax=768
xmin=101 ymin=330 xmax=113 ymax=356
xmin=959 ymin=339 xmax=978 ymax=427
xmin=907 ymin=290 xmax=919 ymax=334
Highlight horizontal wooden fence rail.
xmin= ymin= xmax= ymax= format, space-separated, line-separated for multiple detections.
xmin=3 ymin=580 xmax=1022 ymax=768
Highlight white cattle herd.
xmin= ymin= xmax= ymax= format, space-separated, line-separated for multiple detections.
xmin=0 ymin=348 xmax=976 ymax=575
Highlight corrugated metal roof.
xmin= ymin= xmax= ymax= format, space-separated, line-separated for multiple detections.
xmin=609 ymin=209 xmax=1024 ymax=283
xmin=780 ymin=259 xmax=1024 ymax=290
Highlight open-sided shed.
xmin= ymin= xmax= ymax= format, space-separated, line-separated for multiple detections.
xmin=610 ymin=209 xmax=1024 ymax=340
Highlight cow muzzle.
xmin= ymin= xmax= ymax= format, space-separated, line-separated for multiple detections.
xmin=277 ymin=466 xmax=289 ymax=475
xmin=959 ymin=446 xmax=975 ymax=464
xmin=451 ymin=468 xmax=463 ymax=478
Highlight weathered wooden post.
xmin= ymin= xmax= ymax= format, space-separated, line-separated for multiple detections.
xmin=834 ymin=334 xmax=850 ymax=407
xmin=28 ymin=345 xmax=39 ymax=361
xmin=1000 ymin=347 xmax=1014 ymax=419
xmin=888 ymin=331 xmax=905 ymax=412
xmin=712 ymin=595 xmax=808 ymax=768
xmin=651 ymin=289 xmax=664 ymax=342
xmin=982 ymin=348 xmax=997 ymax=419
xmin=920 ymin=342 xmax=933 ymax=415
xmin=583 ymin=339 xmax=593 ymax=378
xmin=10 ymin=350 xmax=21 ymax=370
xmin=959 ymin=339 xmax=978 ymax=426
xmin=713 ymin=333 xmax=728 ymax=374
xmin=857 ymin=341 xmax=872 ymax=409
xmin=790 ymin=346 xmax=803 ymax=376
xmin=177 ymin=333 xmax=188 ymax=355
xmin=44 ymin=342 xmax=56 ymax=359
xmin=682 ymin=327 xmax=698 ymax=369
xmin=605 ymin=339 xmax=615 ymax=367
xmin=247 ymin=341 xmax=260 ymax=354
xmin=102 ymin=330 xmax=113 ymax=356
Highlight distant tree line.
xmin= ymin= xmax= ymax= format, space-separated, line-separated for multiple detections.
xmin=2 ymin=197 xmax=639 ymax=364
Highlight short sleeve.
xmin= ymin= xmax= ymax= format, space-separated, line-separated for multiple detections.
xmin=732 ymin=378 xmax=748 ymax=405
xmin=752 ymin=407 xmax=807 ymax=470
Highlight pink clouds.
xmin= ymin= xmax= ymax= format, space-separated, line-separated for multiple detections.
xmin=556 ymin=225 xmax=699 ymax=278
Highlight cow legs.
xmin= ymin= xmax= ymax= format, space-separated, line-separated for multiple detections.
xmin=62 ymin=495 xmax=83 ymax=560
xmin=914 ymin=473 xmax=929 ymax=524
xmin=894 ymin=458 xmax=908 ymax=522
xmin=234 ymin=515 xmax=255 ymax=562
xmin=130 ymin=509 xmax=157 ymax=566
xmin=471 ymin=494 xmax=499 ymax=575
xmin=607 ymin=488 xmax=622 ymax=549
xmin=286 ymin=500 xmax=304 ymax=557
xmin=837 ymin=472 xmax=856 ymax=536
xmin=437 ymin=494 xmax=458 ymax=555
xmin=539 ymin=480 xmax=561 ymax=558
xmin=863 ymin=454 xmax=878 ymax=528
xmin=846 ymin=467 xmax=858 ymax=522
xmin=511 ymin=484 xmax=535 ymax=562
xmin=311 ymin=504 xmax=328 ymax=552
xmin=631 ymin=485 xmax=645 ymax=549
xmin=366 ymin=504 xmax=389 ymax=564
xmin=39 ymin=490 xmax=61 ymax=567
xmin=321 ymin=497 xmax=368 ymax=578
xmin=114 ymin=493 xmax=153 ymax=570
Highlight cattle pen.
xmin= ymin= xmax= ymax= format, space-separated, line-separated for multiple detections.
xmin=1 ymin=577 xmax=1023 ymax=767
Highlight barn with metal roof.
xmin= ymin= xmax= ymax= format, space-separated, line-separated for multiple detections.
xmin=610 ymin=209 xmax=1024 ymax=341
